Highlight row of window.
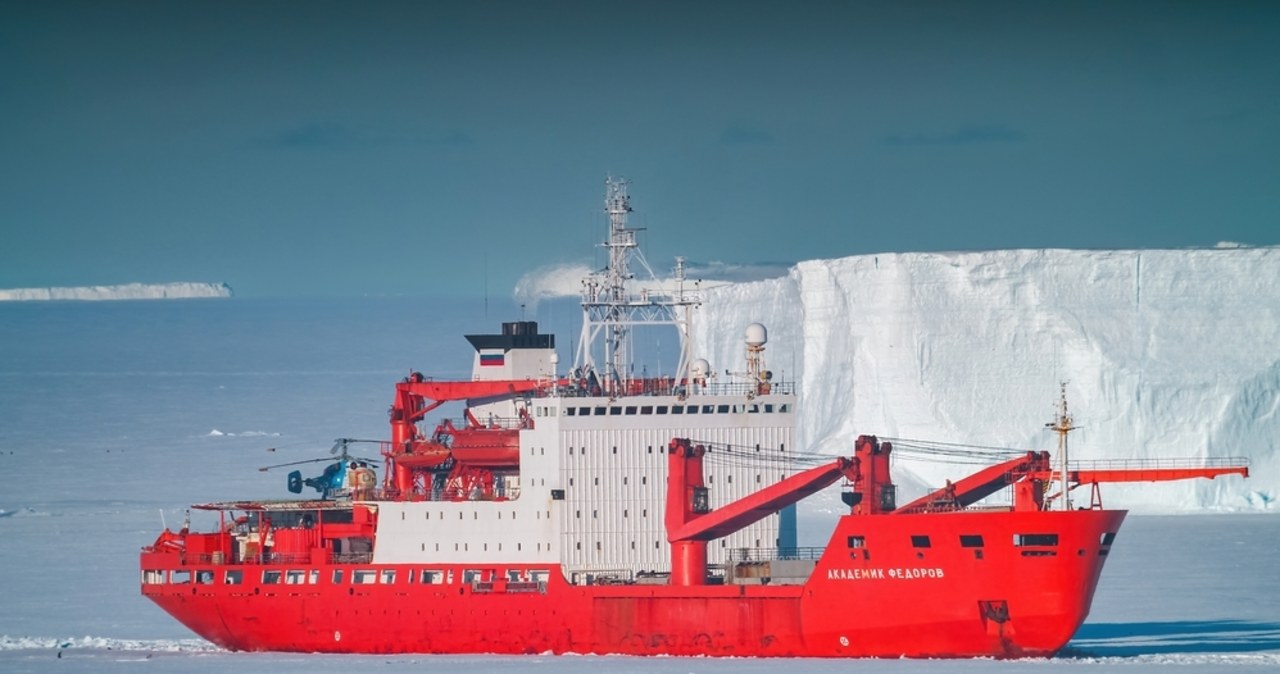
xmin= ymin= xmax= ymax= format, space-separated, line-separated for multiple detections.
xmin=564 ymin=442 xmax=787 ymax=456
xmin=144 ymin=567 xmax=552 ymax=587
xmin=848 ymin=532 xmax=1117 ymax=549
xmin=561 ymin=403 xmax=790 ymax=417
xmin=569 ymin=537 xmax=754 ymax=552
xmin=409 ymin=509 xmax=552 ymax=521
xmin=417 ymin=540 xmax=553 ymax=553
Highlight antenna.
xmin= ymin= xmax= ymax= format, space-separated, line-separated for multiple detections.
xmin=1044 ymin=381 xmax=1077 ymax=510
xmin=574 ymin=177 xmax=701 ymax=393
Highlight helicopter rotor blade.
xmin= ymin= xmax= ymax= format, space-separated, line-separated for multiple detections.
xmin=258 ymin=457 xmax=332 ymax=472
xmin=330 ymin=438 xmax=387 ymax=458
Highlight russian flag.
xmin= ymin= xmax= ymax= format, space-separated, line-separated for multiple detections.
xmin=480 ymin=352 xmax=505 ymax=367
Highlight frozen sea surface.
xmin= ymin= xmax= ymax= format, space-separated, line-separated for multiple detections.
xmin=0 ymin=298 xmax=1275 ymax=672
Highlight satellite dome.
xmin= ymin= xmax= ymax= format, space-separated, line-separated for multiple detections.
xmin=745 ymin=323 xmax=768 ymax=347
xmin=691 ymin=358 xmax=711 ymax=378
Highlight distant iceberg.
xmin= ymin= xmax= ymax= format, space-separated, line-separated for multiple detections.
xmin=0 ymin=282 xmax=232 ymax=301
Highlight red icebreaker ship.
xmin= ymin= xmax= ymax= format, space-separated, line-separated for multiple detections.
xmin=141 ymin=179 xmax=1249 ymax=658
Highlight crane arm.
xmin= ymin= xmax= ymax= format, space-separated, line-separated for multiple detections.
xmin=666 ymin=438 xmax=856 ymax=543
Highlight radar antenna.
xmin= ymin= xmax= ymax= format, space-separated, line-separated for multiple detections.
xmin=575 ymin=177 xmax=700 ymax=392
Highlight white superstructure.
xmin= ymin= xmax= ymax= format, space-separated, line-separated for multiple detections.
xmin=372 ymin=178 xmax=797 ymax=584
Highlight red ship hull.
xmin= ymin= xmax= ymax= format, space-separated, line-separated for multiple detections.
xmin=142 ymin=508 xmax=1124 ymax=658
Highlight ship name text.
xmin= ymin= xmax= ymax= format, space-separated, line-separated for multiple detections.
xmin=827 ymin=567 xmax=945 ymax=581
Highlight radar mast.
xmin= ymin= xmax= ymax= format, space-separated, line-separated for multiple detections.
xmin=575 ymin=177 xmax=700 ymax=392
xmin=1045 ymin=382 xmax=1077 ymax=511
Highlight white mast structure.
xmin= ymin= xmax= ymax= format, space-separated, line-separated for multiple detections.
xmin=1045 ymin=382 xmax=1077 ymax=511
xmin=575 ymin=177 xmax=701 ymax=393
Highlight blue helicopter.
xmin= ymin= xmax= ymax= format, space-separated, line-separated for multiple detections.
xmin=258 ymin=438 xmax=382 ymax=499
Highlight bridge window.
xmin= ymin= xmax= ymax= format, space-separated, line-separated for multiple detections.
xmin=641 ymin=406 xmax=653 ymax=414
xmin=1100 ymin=532 xmax=1117 ymax=546
xmin=671 ymin=406 xmax=684 ymax=414
xmin=911 ymin=535 xmax=931 ymax=548
xmin=847 ymin=535 xmax=866 ymax=548
xmin=594 ymin=407 xmax=606 ymax=416
xmin=610 ymin=407 xmax=622 ymax=415
xmin=960 ymin=535 xmax=985 ymax=548
xmin=262 ymin=570 xmax=282 ymax=584
xmin=381 ymin=570 xmax=396 ymax=584
xmin=224 ymin=570 xmax=243 ymax=584
xmin=625 ymin=406 xmax=637 ymax=414
xmin=353 ymin=570 xmax=378 ymax=584
xmin=285 ymin=570 xmax=307 ymax=584
xmin=421 ymin=570 xmax=446 ymax=584
xmin=656 ymin=406 xmax=668 ymax=414
xmin=332 ymin=569 xmax=344 ymax=584
xmin=687 ymin=406 xmax=699 ymax=414
xmin=718 ymin=405 xmax=730 ymax=413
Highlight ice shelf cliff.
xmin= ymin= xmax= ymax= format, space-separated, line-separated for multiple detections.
xmin=693 ymin=247 xmax=1278 ymax=512
xmin=0 ymin=282 xmax=232 ymax=301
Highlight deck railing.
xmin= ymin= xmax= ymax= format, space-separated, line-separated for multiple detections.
xmin=728 ymin=546 xmax=825 ymax=562
xmin=1070 ymin=456 xmax=1250 ymax=471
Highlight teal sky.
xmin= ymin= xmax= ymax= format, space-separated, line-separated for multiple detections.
xmin=2 ymin=1 xmax=1277 ymax=298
